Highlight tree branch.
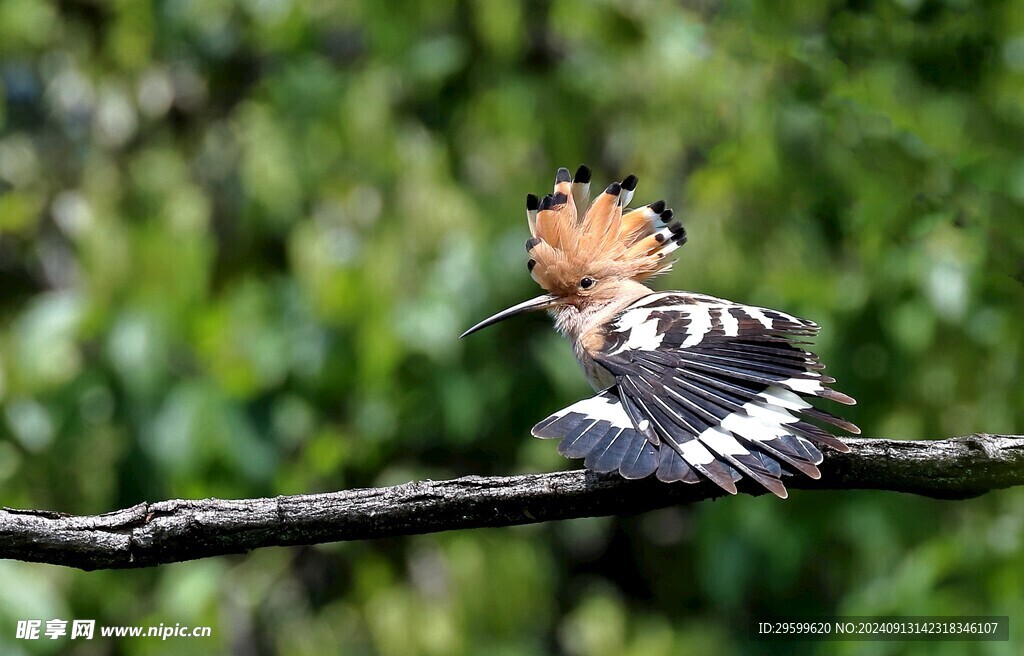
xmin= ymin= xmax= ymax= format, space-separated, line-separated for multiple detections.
xmin=2 ymin=434 xmax=1022 ymax=571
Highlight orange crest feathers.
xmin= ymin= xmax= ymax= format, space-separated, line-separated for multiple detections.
xmin=525 ymin=166 xmax=686 ymax=295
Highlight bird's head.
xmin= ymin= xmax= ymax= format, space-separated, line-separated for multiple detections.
xmin=462 ymin=166 xmax=686 ymax=337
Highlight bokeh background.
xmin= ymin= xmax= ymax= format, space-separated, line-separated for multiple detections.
xmin=1 ymin=0 xmax=1023 ymax=654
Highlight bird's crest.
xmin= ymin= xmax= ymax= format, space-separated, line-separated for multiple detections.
xmin=525 ymin=166 xmax=686 ymax=296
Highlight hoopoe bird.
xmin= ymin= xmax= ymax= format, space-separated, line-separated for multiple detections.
xmin=462 ymin=166 xmax=859 ymax=498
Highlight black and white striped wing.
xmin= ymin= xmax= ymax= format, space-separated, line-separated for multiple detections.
xmin=532 ymin=389 xmax=660 ymax=479
xmin=534 ymin=292 xmax=859 ymax=498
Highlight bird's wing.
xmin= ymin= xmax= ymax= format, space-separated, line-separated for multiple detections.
xmin=532 ymin=389 xmax=661 ymax=480
xmin=533 ymin=292 xmax=859 ymax=498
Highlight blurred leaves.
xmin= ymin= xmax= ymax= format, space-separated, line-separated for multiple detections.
xmin=0 ymin=0 xmax=1023 ymax=654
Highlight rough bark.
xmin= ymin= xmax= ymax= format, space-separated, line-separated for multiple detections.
xmin=1 ymin=434 xmax=1022 ymax=571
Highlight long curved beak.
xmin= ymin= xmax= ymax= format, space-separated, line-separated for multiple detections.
xmin=460 ymin=293 xmax=558 ymax=338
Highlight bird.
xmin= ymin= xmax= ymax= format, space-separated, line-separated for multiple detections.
xmin=461 ymin=165 xmax=859 ymax=498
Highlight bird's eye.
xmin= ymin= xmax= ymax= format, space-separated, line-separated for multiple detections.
xmin=579 ymin=277 xmax=595 ymax=290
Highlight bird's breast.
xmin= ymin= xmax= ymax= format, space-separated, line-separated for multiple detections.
xmin=574 ymin=344 xmax=615 ymax=391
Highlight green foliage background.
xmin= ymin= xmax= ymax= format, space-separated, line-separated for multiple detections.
xmin=1 ymin=0 xmax=1023 ymax=654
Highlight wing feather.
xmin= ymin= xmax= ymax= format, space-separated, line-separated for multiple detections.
xmin=657 ymin=445 xmax=701 ymax=483
xmin=585 ymin=292 xmax=858 ymax=497
xmin=531 ymin=292 xmax=858 ymax=498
